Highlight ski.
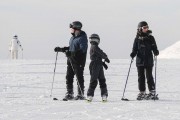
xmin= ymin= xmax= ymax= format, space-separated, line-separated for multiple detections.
xmin=86 ymin=99 xmax=92 ymax=103
xmin=53 ymin=97 xmax=86 ymax=101
xmin=86 ymin=96 xmax=93 ymax=102
xmin=86 ymin=100 xmax=108 ymax=103
xmin=53 ymin=97 xmax=72 ymax=101
xmin=121 ymin=98 xmax=129 ymax=101
xmin=62 ymin=98 xmax=68 ymax=101
xmin=102 ymin=100 xmax=107 ymax=103
xmin=86 ymin=98 xmax=108 ymax=103
xmin=53 ymin=97 xmax=70 ymax=101
xmin=62 ymin=97 xmax=74 ymax=101
xmin=53 ymin=97 xmax=59 ymax=101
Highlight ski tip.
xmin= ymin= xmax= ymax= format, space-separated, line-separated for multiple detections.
xmin=102 ymin=100 xmax=107 ymax=103
xmin=53 ymin=98 xmax=58 ymax=100
xmin=86 ymin=100 xmax=92 ymax=103
xmin=121 ymin=98 xmax=129 ymax=101
xmin=62 ymin=98 xmax=68 ymax=101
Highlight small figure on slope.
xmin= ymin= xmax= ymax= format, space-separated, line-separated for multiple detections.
xmin=87 ymin=34 xmax=110 ymax=102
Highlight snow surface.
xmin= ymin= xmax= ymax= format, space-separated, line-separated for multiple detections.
xmin=159 ymin=41 xmax=180 ymax=59
xmin=0 ymin=59 xmax=180 ymax=120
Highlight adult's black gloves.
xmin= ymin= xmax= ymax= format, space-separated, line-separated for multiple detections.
xmin=54 ymin=47 xmax=69 ymax=52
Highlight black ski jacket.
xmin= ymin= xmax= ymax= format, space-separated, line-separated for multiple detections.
xmin=69 ymin=31 xmax=88 ymax=67
xmin=90 ymin=43 xmax=108 ymax=64
xmin=131 ymin=33 xmax=159 ymax=67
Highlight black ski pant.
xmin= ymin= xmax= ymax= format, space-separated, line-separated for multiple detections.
xmin=87 ymin=61 xmax=108 ymax=97
xmin=137 ymin=66 xmax=155 ymax=92
xmin=66 ymin=59 xmax=85 ymax=95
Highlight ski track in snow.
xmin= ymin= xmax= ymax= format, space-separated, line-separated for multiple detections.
xmin=0 ymin=59 xmax=180 ymax=120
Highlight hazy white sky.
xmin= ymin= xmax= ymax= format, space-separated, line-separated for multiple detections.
xmin=1 ymin=0 xmax=180 ymax=59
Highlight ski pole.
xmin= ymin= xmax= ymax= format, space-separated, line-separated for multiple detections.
xmin=50 ymin=52 xmax=58 ymax=97
xmin=68 ymin=58 xmax=85 ymax=98
xmin=154 ymin=56 xmax=157 ymax=100
xmin=121 ymin=58 xmax=134 ymax=101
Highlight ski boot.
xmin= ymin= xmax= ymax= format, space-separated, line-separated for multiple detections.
xmin=63 ymin=93 xmax=74 ymax=101
xmin=137 ymin=92 xmax=146 ymax=100
xmin=145 ymin=91 xmax=159 ymax=100
xmin=102 ymin=95 xmax=107 ymax=102
xmin=87 ymin=96 xmax=93 ymax=102
xmin=74 ymin=94 xmax=86 ymax=100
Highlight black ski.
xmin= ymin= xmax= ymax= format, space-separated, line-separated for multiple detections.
xmin=62 ymin=98 xmax=69 ymax=101
xmin=53 ymin=97 xmax=59 ymax=100
xmin=53 ymin=97 xmax=71 ymax=101
xmin=122 ymin=94 xmax=159 ymax=101
xmin=53 ymin=97 xmax=88 ymax=101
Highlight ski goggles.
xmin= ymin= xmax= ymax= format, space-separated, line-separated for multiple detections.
xmin=142 ymin=26 xmax=149 ymax=29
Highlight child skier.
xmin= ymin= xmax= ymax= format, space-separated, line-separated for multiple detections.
xmin=87 ymin=34 xmax=110 ymax=102
xmin=130 ymin=21 xmax=159 ymax=100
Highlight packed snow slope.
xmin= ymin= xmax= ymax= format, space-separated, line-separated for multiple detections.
xmin=159 ymin=41 xmax=180 ymax=59
xmin=0 ymin=59 xmax=180 ymax=120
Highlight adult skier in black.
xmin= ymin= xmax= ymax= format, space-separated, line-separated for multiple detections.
xmin=54 ymin=21 xmax=88 ymax=100
xmin=130 ymin=21 xmax=159 ymax=100
xmin=87 ymin=34 xmax=110 ymax=102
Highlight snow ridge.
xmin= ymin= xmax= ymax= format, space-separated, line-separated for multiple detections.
xmin=159 ymin=41 xmax=180 ymax=59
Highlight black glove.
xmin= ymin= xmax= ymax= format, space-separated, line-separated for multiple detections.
xmin=154 ymin=50 xmax=159 ymax=56
xmin=54 ymin=47 xmax=69 ymax=52
xmin=105 ymin=58 xmax=110 ymax=63
xmin=65 ymin=51 xmax=71 ymax=57
xmin=102 ymin=62 xmax=108 ymax=70
xmin=54 ymin=47 xmax=62 ymax=52
xmin=130 ymin=52 xmax=136 ymax=59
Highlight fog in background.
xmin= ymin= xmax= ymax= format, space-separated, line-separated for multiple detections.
xmin=1 ymin=0 xmax=180 ymax=60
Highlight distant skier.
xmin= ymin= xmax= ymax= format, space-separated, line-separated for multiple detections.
xmin=130 ymin=21 xmax=159 ymax=100
xmin=54 ymin=21 xmax=88 ymax=100
xmin=86 ymin=34 xmax=110 ymax=102
xmin=9 ymin=35 xmax=23 ymax=59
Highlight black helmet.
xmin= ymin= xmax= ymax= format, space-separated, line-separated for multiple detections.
xmin=138 ymin=21 xmax=148 ymax=28
xmin=89 ymin=33 xmax=100 ymax=40
xmin=69 ymin=21 xmax=82 ymax=30
xmin=89 ymin=33 xmax=100 ymax=44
